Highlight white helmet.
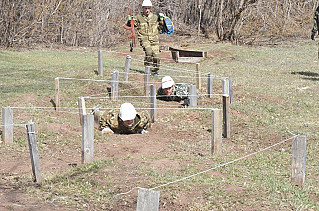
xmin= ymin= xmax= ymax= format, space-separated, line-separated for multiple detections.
xmin=119 ymin=103 xmax=137 ymax=121
xmin=142 ymin=0 xmax=152 ymax=7
xmin=161 ymin=76 xmax=175 ymax=89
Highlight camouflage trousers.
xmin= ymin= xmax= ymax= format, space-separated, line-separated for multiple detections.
xmin=140 ymin=39 xmax=160 ymax=74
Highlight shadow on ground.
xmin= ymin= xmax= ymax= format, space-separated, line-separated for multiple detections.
xmin=291 ymin=71 xmax=319 ymax=81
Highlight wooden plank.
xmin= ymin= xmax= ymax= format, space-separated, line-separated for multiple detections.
xmin=169 ymin=47 xmax=207 ymax=57
xmin=222 ymin=95 xmax=230 ymax=138
xmin=136 ymin=188 xmax=160 ymax=211
xmin=175 ymin=57 xmax=202 ymax=63
xmin=26 ymin=121 xmax=42 ymax=183
xmin=211 ymin=109 xmax=222 ymax=155
xmin=81 ymin=114 xmax=94 ymax=164
xmin=2 ymin=107 xmax=13 ymax=145
xmin=291 ymin=135 xmax=306 ymax=187
xmin=169 ymin=47 xmax=207 ymax=63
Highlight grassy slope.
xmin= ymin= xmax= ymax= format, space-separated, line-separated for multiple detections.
xmin=0 ymin=40 xmax=318 ymax=210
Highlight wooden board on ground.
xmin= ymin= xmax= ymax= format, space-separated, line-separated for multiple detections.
xmin=169 ymin=47 xmax=207 ymax=63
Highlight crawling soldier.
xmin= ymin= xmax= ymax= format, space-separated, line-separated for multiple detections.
xmin=95 ymin=103 xmax=151 ymax=134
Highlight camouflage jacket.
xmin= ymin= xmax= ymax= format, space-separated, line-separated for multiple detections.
xmin=127 ymin=12 xmax=164 ymax=42
xmin=99 ymin=109 xmax=151 ymax=134
xmin=157 ymin=83 xmax=190 ymax=102
xmin=312 ymin=7 xmax=319 ymax=34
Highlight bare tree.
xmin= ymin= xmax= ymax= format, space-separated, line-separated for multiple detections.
xmin=0 ymin=0 xmax=317 ymax=47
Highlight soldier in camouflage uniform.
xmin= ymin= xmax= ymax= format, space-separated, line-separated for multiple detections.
xmin=125 ymin=0 xmax=165 ymax=75
xmin=311 ymin=6 xmax=319 ymax=58
xmin=96 ymin=103 xmax=151 ymax=134
xmin=311 ymin=6 xmax=319 ymax=40
xmin=157 ymin=76 xmax=191 ymax=106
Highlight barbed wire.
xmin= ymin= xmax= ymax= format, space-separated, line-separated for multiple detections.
xmin=10 ymin=106 xmax=78 ymax=111
xmin=6 ymin=106 xmax=216 ymax=112
xmin=117 ymin=134 xmax=296 ymax=196
xmin=57 ymin=77 xmax=144 ymax=84
xmin=104 ymin=50 xmax=228 ymax=79
xmin=82 ymin=85 xmax=147 ymax=98
xmin=83 ymin=93 xmax=199 ymax=100
xmin=0 ymin=123 xmax=28 ymax=127
xmin=130 ymin=57 xmax=228 ymax=79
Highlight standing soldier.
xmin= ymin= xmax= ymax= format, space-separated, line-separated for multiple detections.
xmin=311 ymin=6 xmax=319 ymax=58
xmin=94 ymin=103 xmax=151 ymax=134
xmin=125 ymin=0 xmax=165 ymax=76
xmin=157 ymin=76 xmax=192 ymax=107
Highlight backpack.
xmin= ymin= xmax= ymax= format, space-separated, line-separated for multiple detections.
xmin=161 ymin=16 xmax=174 ymax=35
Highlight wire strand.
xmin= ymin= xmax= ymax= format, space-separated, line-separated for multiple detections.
xmin=116 ymin=135 xmax=296 ymax=195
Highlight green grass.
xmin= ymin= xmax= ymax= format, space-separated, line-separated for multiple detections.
xmin=1 ymin=40 xmax=318 ymax=210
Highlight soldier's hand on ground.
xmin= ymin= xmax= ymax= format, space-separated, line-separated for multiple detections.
xmin=102 ymin=127 xmax=114 ymax=134
xmin=137 ymin=129 xmax=149 ymax=134
xmin=311 ymin=33 xmax=315 ymax=40
xmin=183 ymin=98 xmax=190 ymax=106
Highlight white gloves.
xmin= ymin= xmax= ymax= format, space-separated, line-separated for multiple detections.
xmin=137 ymin=129 xmax=149 ymax=134
xmin=102 ymin=127 xmax=114 ymax=134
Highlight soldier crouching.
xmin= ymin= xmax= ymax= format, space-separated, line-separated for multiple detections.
xmin=95 ymin=103 xmax=151 ymax=134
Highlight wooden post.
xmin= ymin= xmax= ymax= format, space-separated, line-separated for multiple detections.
xmin=228 ymin=78 xmax=233 ymax=103
xmin=150 ymin=84 xmax=157 ymax=123
xmin=208 ymin=73 xmax=213 ymax=98
xmin=189 ymin=84 xmax=197 ymax=107
xmin=78 ymin=97 xmax=87 ymax=125
xmin=55 ymin=77 xmax=60 ymax=112
xmin=115 ymin=70 xmax=119 ymax=100
xmin=98 ymin=50 xmax=103 ymax=76
xmin=291 ymin=135 xmax=306 ymax=187
xmin=175 ymin=51 xmax=180 ymax=62
xmin=93 ymin=108 xmax=100 ymax=129
xmin=222 ymin=95 xmax=230 ymax=138
xmin=172 ymin=51 xmax=180 ymax=62
xmin=136 ymin=188 xmax=160 ymax=211
xmin=211 ymin=109 xmax=222 ymax=155
xmin=222 ymin=78 xmax=229 ymax=96
xmin=111 ymin=71 xmax=118 ymax=100
xmin=2 ymin=107 xmax=13 ymax=145
xmin=196 ymin=63 xmax=201 ymax=89
xmin=26 ymin=120 xmax=42 ymax=183
xmin=124 ymin=55 xmax=131 ymax=82
xmin=81 ymin=114 xmax=94 ymax=164
xmin=144 ymin=66 xmax=151 ymax=96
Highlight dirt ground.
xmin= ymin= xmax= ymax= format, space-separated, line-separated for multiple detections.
xmin=0 ymin=97 xmax=272 ymax=211
xmin=0 ymin=80 xmax=243 ymax=211
xmin=1 ymin=40 xmax=308 ymax=210
xmin=0 ymin=116 xmax=191 ymax=211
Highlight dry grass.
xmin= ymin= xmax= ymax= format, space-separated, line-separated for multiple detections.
xmin=0 ymin=38 xmax=318 ymax=210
